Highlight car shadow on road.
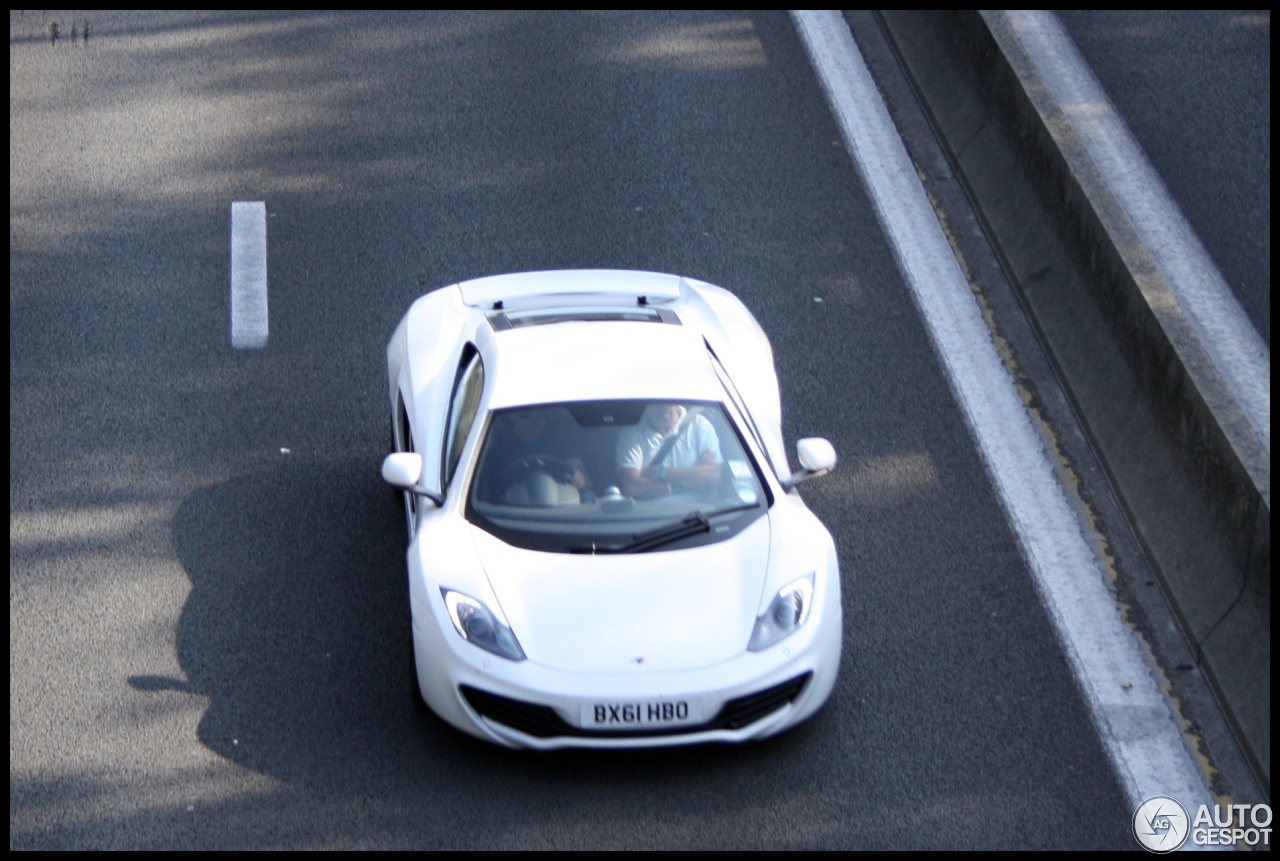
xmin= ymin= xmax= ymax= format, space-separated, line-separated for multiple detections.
xmin=142 ymin=455 xmax=808 ymax=798
xmin=136 ymin=456 xmax=446 ymax=785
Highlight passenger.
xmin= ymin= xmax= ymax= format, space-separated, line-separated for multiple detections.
xmin=616 ymin=403 xmax=722 ymax=499
xmin=485 ymin=408 xmax=592 ymax=505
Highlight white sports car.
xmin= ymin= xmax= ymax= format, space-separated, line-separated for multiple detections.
xmin=381 ymin=270 xmax=841 ymax=749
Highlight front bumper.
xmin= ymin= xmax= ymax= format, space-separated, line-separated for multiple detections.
xmin=410 ymin=585 xmax=842 ymax=750
xmin=461 ymin=672 xmax=811 ymax=745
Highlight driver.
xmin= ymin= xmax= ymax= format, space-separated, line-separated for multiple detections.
xmin=616 ymin=403 xmax=722 ymax=499
xmin=485 ymin=407 xmax=592 ymax=505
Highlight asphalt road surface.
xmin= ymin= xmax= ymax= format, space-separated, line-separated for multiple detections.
xmin=11 ymin=11 xmax=1133 ymax=848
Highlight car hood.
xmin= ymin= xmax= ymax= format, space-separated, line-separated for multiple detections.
xmin=469 ymin=515 xmax=770 ymax=673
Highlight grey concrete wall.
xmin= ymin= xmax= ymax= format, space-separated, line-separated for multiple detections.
xmin=871 ymin=9 xmax=1269 ymax=791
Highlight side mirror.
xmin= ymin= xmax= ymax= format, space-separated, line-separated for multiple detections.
xmin=797 ymin=438 xmax=837 ymax=473
xmin=382 ymin=452 xmax=424 ymax=488
xmin=783 ymin=438 xmax=837 ymax=490
xmin=381 ymin=453 xmax=443 ymax=507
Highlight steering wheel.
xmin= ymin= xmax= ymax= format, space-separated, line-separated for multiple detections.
xmin=509 ymin=454 xmax=576 ymax=485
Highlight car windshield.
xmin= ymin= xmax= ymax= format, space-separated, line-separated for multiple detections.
xmin=465 ymin=400 xmax=770 ymax=553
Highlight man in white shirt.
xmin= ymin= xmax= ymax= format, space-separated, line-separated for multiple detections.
xmin=616 ymin=403 xmax=722 ymax=499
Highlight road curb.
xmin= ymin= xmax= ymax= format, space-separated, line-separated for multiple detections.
xmin=870 ymin=9 xmax=1269 ymax=792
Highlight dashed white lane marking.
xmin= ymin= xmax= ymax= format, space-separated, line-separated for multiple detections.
xmin=792 ymin=10 xmax=1212 ymax=813
xmin=1006 ymin=10 xmax=1269 ymax=452
xmin=231 ymin=201 xmax=268 ymax=349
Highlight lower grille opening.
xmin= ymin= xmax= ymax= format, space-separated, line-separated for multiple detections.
xmin=460 ymin=687 xmax=567 ymax=739
xmin=717 ymin=674 xmax=812 ymax=729
xmin=460 ymin=672 xmax=812 ymax=740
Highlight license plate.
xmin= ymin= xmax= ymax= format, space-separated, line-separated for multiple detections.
xmin=581 ymin=700 xmax=701 ymax=730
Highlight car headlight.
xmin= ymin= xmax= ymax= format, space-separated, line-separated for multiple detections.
xmin=748 ymin=575 xmax=814 ymax=652
xmin=441 ymin=589 xmax=526 ymax=662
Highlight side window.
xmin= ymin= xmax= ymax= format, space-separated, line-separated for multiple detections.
xmin=709 ymin=350 xmax=777 ymax=480
xmin=397 ymin=394 xmax=414 ymax=453
xmin=443 ymin=349 xmax=485 ymax=490
xmin=397 ymin=393 xmax=416 ymax=515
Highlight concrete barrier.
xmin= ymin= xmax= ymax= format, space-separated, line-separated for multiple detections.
xmin=869 ymin=9 xmax=1269 ymax=791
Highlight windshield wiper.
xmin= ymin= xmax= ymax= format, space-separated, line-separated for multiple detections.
xmin=571 ymin=502 xmax=761 ymax=554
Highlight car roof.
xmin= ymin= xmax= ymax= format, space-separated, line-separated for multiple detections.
xmin=486 ymin=320 xmax=724 ymax=409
